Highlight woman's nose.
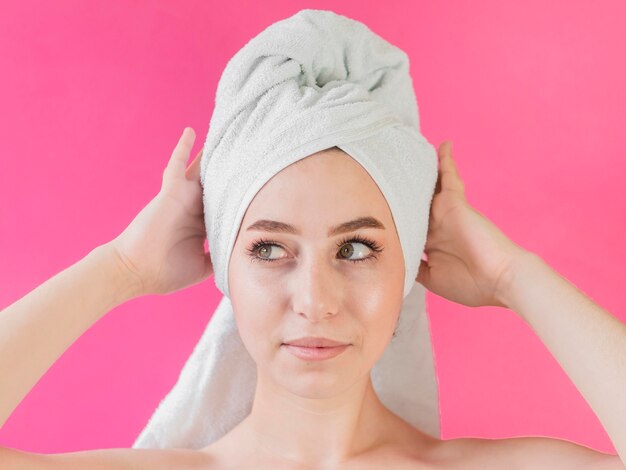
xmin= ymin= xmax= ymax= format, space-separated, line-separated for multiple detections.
xmin=289 ymin=256 xmax=339 ymax=322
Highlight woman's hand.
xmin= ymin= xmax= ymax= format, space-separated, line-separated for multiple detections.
xmin=107 ymin=127 xmax=213 ymax=296
xmin=416 ymin=141 xmax=529 ymax=308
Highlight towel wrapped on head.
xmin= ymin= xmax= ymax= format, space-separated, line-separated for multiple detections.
xmin=133 ymin=8 xmax=440 ymax=450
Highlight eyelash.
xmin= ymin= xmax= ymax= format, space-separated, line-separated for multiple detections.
xmin=245 ymin=234 xmax=384 ymax=264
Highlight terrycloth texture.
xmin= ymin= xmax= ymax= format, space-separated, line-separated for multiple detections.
xmin=133 ymin=8 xmax=441 ymax=449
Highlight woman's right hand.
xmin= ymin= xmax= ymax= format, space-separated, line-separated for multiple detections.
xmin=107 ymin=127 xmax=213 ymax=296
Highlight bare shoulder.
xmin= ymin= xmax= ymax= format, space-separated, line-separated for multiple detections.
xmin=442 ymin=435 xmax=623 ymax=470
xmin=0 ymin=446 xmax=216 ymax=469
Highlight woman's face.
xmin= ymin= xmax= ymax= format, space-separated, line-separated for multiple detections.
xmin=228 ymin=147 xmax=405 ymax=398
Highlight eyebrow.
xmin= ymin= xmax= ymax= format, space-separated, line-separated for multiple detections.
xmin=246 ymin=216 xmax=386 ymax=237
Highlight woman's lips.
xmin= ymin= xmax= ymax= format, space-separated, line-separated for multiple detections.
xmin=282 ymin=344 xmax=350 ymax=361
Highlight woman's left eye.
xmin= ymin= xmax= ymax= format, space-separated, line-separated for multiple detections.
xmin=337 ymin=240 xmax=377 ymax=263
xmin=246 ymin=235 xmax=384 ymax=264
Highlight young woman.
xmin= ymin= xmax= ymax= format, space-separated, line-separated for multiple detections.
xmin=0 ymin=128 xmax=623 ymax=468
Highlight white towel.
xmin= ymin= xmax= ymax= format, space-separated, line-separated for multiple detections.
xmin=133 ymin=8 xmax=441 ymax=449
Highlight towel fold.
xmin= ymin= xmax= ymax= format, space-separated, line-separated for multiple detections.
xmin=133 ymin=8 xmax=441 ymax=449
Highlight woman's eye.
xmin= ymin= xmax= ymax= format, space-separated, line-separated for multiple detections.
xmin=247 ymin=237 xmax=382 ymax=264
xmin=337 ymin=242 xmax=373 ymax=262
xmin=255 ymin=243 xmax=286 ymax=262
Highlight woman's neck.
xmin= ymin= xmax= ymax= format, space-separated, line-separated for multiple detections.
xmin=238 ymin=372 xmax=405 ymax=467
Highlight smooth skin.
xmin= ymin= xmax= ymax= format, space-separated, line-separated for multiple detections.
xmin=0 ymin=128 xmax=623 ymax=469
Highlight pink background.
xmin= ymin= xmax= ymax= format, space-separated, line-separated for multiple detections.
xmin=1 ymin=0 xmax=624 ymax=455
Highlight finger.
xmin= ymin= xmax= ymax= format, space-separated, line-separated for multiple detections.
xmin=434 ymin=166 xmax=442 ymax=195
xmin=433 ymin=143 xmax=446 ymax=195
xmin=432 ymin=143 xmax=447 ymax=195
xmin=185 ymin=147 xmax=203 ymax=182
xmin=438 ymin=141 xmax=465 ymax=195
xmin=203 ymin=251 xmax=214 ymax=279
xmin=165 ymin=127 xmax=196 ymax=177
xmin=415 ymin=258 xmax=431 ymax=288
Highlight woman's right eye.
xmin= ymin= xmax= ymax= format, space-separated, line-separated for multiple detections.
xmin=246 ymin=239 xmax=285 ymax=263
xmin=251 ymin=242 xmax=284 ymax=263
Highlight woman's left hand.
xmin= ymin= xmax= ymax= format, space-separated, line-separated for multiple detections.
xmin=416 ymin=141 xmax=529 ymax=308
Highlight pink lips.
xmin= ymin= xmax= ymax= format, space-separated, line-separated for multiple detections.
xmin=282 ymin=344 xmax=350 ymax=361
xmin=283 ymin=336 xmax=349 ymax=348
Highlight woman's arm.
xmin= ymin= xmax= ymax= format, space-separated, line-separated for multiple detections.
xmin=0 ymin=127 xmax=211 ymax=437
xmin=0 ymin=243 xmax=140 ymax=429
xmin=497 ymin=250 xmax=626 ymax=464
xmin=418 ymin=141 xmax=625 ymax=466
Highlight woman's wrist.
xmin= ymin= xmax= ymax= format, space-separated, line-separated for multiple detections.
xmin=494 ymin=248 xmax=542 ymax=311
xmin=95 ymin=242 xmax=146 ymax=302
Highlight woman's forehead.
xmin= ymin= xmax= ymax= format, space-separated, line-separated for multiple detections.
xmin=243 ymin=150 xmax=389 ymax=224
xmin=253 ymin=149 xmax=382 ymax=201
